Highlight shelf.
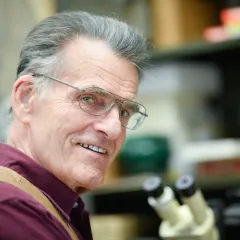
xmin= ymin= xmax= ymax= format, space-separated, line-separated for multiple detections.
xmin=150 ymin=38 xmax=240 ymax=62
xmin=90 ymin=173 xmax=240 ymax=196
xmin=91 ymin=173 xmax=154 ymax=195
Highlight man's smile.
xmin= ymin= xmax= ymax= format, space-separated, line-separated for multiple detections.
xmin=78 ymin=143 xmax=107 ymax=154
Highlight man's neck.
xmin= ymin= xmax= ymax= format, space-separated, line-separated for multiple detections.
xmin=7 ymin=122 xmax=34 ymax=163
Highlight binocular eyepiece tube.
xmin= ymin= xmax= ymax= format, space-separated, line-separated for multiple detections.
xmin=143 ymin=176 xmax=180 ymax=226
xmin=176 ymin=174 xmax=207 ymax=224
xmin=143 ymin=174 xmax=218 ymax=240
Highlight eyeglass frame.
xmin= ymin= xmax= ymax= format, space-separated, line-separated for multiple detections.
xmin=32 ymin=73 xmax=148 ymax=130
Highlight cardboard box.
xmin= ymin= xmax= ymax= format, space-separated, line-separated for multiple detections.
xmin=150 ymin=0 xmax=218 ymax=49
xmin=90 ymin=214 xmax=139 ymax=240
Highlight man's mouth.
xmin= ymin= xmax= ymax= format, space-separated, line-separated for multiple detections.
xmin=78 ymin=143 xmax=107 ymax=155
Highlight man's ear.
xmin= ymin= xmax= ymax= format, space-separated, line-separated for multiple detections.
xmin=12 ymin=75 xmax=35 ymax=123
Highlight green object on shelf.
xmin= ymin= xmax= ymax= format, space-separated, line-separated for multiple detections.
xmin=119 ymin=136 xmax=170 ymax=174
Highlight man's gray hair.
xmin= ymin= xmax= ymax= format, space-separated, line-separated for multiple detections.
xmin=17 ymin=11 xmax=148 ymax=92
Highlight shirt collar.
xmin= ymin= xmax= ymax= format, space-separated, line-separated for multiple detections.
xmin=0 ymin=143 xmax=83 ymax=219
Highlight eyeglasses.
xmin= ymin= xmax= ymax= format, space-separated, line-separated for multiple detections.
xmin=32 ymin=73 xmax=148 ymax=130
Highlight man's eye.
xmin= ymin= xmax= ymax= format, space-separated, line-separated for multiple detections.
xmin=82 ymin=96 xmax=94 ymax=103
xmin=121 ymin=109 xmax=130 ymax=118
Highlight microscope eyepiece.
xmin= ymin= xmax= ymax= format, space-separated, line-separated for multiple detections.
xmin=143 ymin=175 xmax=164 ymax=198
xmin=175 ymin=175 xmax=196 ymax=197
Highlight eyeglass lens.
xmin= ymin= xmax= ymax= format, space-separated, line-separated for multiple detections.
xmin=78 ymin=87 xmax=146 ymax=129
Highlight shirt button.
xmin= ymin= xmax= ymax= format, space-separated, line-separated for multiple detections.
xmin=73 ymin=202 xmax=78 ymax=209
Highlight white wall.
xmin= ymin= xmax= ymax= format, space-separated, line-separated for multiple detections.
xmin=0 ymin=0 xmax=56 ymax=100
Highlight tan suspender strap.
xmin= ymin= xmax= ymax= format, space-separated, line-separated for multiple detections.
xmin=0 ymin=166 xmax=78 ymax=240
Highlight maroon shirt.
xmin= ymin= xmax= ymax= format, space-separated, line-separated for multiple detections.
xmin=0 ymin=143 xmax=93 ymax=240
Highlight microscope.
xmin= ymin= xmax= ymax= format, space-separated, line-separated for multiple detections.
xmin=143 ymin=175 xmax=219 ymax=240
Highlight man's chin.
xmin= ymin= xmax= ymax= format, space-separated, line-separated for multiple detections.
xmin=74 ymin=173 xmax=105 ymax=193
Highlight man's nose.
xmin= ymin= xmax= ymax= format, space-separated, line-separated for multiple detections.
xmin=93 ymin=106 xmax=122 ymax=140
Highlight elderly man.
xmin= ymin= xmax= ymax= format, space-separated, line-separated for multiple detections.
xmin=0 ymin=11 xmax=148 ymax=240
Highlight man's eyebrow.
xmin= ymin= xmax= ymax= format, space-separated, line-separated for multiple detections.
xmin=75 ymin=84 xmax=100 ymax=90
xmin=74 ymin=84 xmax=136 ymax=102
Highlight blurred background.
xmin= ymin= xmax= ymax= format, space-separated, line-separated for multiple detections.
xmin=2 ymin=0 xmax=240 ymax=239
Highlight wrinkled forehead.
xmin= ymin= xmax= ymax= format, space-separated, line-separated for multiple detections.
xmin=59 ymin=37 xmax=139 ymax=97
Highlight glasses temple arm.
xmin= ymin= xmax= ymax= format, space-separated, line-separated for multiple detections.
xmin=32 ymin=73 xmax=82 ymax=92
